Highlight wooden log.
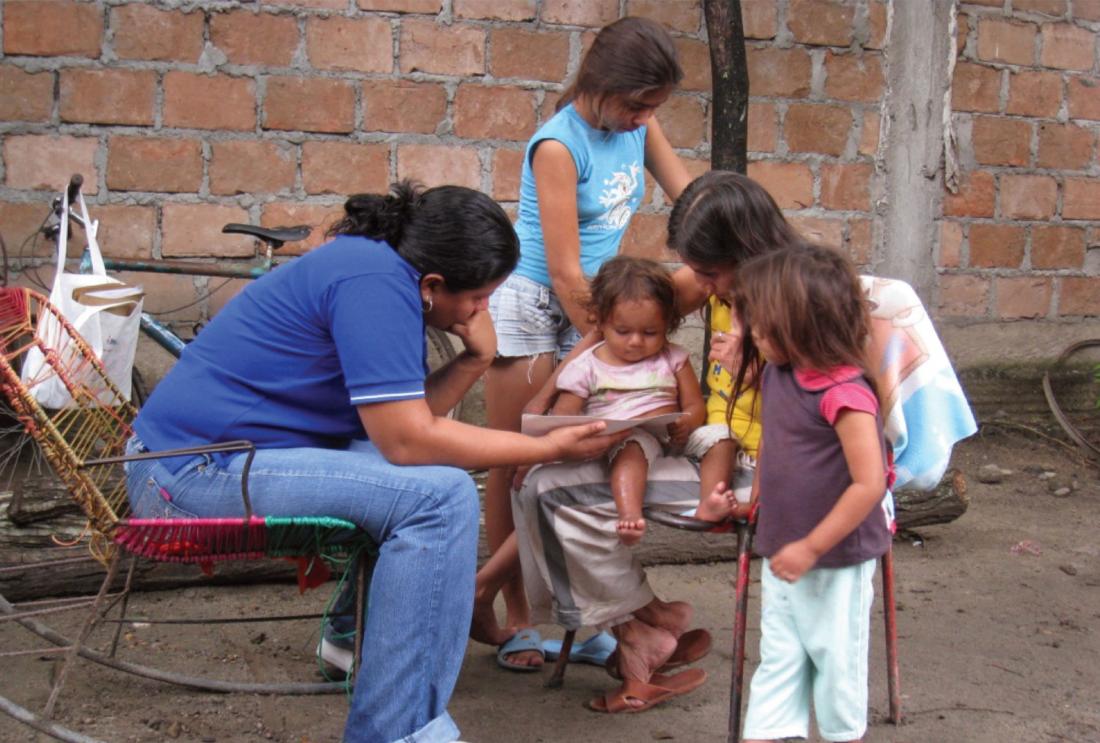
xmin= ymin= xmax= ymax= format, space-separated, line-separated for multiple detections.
xmin=1 ymin=489 xmax=297 ymax=602
xmin=894 ymin=468 xmax=969 ymax=530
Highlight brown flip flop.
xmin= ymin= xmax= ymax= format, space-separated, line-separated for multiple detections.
xmin=587 ymin=668 xmax=708 ymax=713
xmin=605 ymin=628 xmax=713 ymax=680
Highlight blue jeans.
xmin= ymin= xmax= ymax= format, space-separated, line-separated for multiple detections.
xmin=124 ymin=437 xmax=477 ymax=743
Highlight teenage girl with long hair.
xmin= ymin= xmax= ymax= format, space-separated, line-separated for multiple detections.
xmin=476 ymin=16 xmax=692 ymax=670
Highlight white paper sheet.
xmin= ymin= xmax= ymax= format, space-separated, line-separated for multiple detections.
xmin=520 ymin=412 xmax=684 ymax=437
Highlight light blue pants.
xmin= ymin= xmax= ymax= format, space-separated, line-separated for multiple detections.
xmin=742 ymin=557 xmax=877 ymax=742
xmin=125 ymin=437 xmax=476 ymax=743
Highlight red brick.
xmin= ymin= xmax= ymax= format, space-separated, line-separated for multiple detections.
xmin=94 ymin=205 xmax=157 ymax=260
xmin=787 ymin=0 xmax=853 ymax=47
xmin=106 ymin=137 xmax=202 ymax=193
xmin=1074 ymin=0 xmax=1100 ymax=21
xmin=261 ymin=202 xmax=343 ymax=256
xmin=454 ymin=0 xmax=536 ymax=21
xmin=541 ymin=0 xmax=619 ymax=27
xmin=363 ymin=80 xmax=447 ymax=134
xmin=969 ymin=223 xmax=1026 ymax=268
xmin=0 ymin=66 xmax=54 ymax=122
xmin=1063 ymin=177 xmax=1100 ymax=219
xmin=58 ymin=69 xmax=155 ymax=126
xmin=675 ymin=38 xmax=712 ymax=93
xmin=491 ymin=147 xmax=524 ymax=202
xmin=746 ymin=161 xmax=814 ymax=209
xmin=1032 ymin=225 xmax=1085 ymax=269
xmin=865 ymin=1 xmax=887 ymax=50
xmin=996 ymin=277 xmax=1051 ymax=319
xmin=0 ymin=202 xmax=56 ymax=258
xmin=784 ymin=103 xmax=851 ymax=156
xmin=943 ymin=169 xmax=995 ymax=218
xmin=622 ymin=212 xmax=677 ymax=262
xmin=1040 ymin=23 xmax=1094 ymax=70
xmin=1015 ymin=0 xmax=1067 ymax=15
xmin=111 ymin=5 xmax=203 ymax=62
xmin=489 ymin=28 xmax=570 ymax=83
xmin=1006 ymin=69 xmax=1063 ymax=118
xmin=747 ymin=47 xmax=812 ymax=98
xmin=971 ymin=117 xmax=1031 ymax=167
xmin=1059 ymin=277 xmax=1100 ymax=315
xmin=625 ymin=0 xmax=701 ymax=34
xmin=540 ymin=92 xmax=564 ymax=124
xmin=654 ymin=95 xmax=707 ymax=149
xmin=121 ymin=271 xmax=203 ymax=323
xmin=3 ymin=135 xmax=99 ymax=194
xmin=162 ymin=204 xmax=252 ymax=258
xmin=1000 ymin=174 xmax=1057 ymax=219
xmin=210 ymin=11 xmax=299 ymax=67
xmin=210 ymin=141 xmax=296 ymax=196
xmin=790 ymin=215 xmax=843 ymax=249
xmin=976 ymin=18 xmax=1037 ymax=65
xmin=858 ymin=111 xmax=880 ymax=156
xmin=748 ymin=102 xmax=778 ymax=153
xmin=743 ymin=0 xmax=779 ymax=40
xmin=3 ymin=0 xmax=101 ymax=57
xmin=938 ymin=275 xmax=990 ymax=318
xmin=1067 ymin=75 xmax=1100 ymax=120
xmin=824 ymin=52 xmax=885 ymax=102
xmin=847 ymin=218 xmax=873 ymax=265
xmin=820 ymin=162 xmax=872 ymax=211
xmin=953 ymin=62 xmax=1002 ymax=114
xmin=359 ymin=0 xmax=443 ymax=11
xmin=454 ymin=85 xmax=538 ymax=141
xmin=205 ymin=278 xmax=250 ymax=319
xmin=956 ymin=13 xmax=970 ymax=56
xmin=264 ymin=77 xmax=355 ymax=134
xmin=302 ymin=142 xmax=391 ymax=196
xmin=397 ymin=144 xmax=482 ymax=190
xmin=939 ymin=220 xmax=964 ymax=268
xmin=306 ymin=16 xmax=392 ymax=73
xmin=1037 ymin=122 xmax=1094 ymax=169
xmin=400 ymin=20 xmax=485 ymax=76
xmin=164 ymin=72 xmax=255 ymax=131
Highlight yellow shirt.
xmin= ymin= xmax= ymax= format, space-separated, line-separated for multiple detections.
xmin=704 ymin=297 xmax=762 ymax=456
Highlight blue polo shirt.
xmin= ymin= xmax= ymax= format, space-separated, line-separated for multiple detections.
xmin=134 ymin=235 xmax=426 ymax=468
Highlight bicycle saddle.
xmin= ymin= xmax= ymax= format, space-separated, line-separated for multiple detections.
xmin=221 ymin=223 xmax=312 ymax=249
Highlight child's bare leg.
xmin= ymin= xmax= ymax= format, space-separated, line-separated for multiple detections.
xmin=695 ymin=440 xmax=737 ymax=521
xmin=610 ymin=443 xmax=648 ymax=546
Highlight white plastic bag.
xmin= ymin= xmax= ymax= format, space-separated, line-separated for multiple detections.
xmin=20 ymin=188 xmax=144 ymax=406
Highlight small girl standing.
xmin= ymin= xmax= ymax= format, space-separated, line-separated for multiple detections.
xmin=552 ymin=256 xmax=706 ymax=545
xmin=733 ymin=244 xmax=893 ymax=743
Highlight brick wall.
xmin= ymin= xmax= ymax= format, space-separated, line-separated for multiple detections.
xmin=1 ymin=0 xmax=1097 ymax=353
xmin=943 ymin=0 xmax=1100 ymax=325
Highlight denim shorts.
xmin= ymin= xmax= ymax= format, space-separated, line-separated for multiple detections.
xmin=488 ymin=273 xmax=582 ymax=359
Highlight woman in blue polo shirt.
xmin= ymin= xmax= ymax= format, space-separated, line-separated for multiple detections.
xmin=125 ymin=182 xmax=621 ymax=743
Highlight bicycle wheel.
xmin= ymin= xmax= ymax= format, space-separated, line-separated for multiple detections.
xmin=426 ymin=327 xmax=465 ymax=421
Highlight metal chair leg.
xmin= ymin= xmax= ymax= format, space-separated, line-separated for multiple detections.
xmin=727 ymin=520 xmax=753 ymax=743
xmin=45 ymin=551 xmax=120 ymax=718
xmin=108 ymin=554 xmax=139 ymax=658
xmin=882 ymin=546 xmax=901 ymax=724
xmin=545 ymin=629 xmax=575 ymax=689
xmin=351 ymin=558 xmax=367 ymax=684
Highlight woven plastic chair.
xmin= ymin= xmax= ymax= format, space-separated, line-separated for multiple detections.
xmin=0 ymin=287 xmax=374 ymax=741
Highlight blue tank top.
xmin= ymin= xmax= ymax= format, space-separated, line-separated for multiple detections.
xmin=512 ymin=103 xmax=647 ymax=286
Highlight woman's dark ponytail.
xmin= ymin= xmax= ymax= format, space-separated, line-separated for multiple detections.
xmin=328 ymin=180 xmax=519 ymax=292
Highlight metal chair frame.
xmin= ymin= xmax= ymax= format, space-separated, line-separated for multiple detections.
xmin=0 ymin=287 xmax=371 ymax=743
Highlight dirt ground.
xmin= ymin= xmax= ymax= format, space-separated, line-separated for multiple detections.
xmin=1 ymin=425 xmax=1099 ymax=743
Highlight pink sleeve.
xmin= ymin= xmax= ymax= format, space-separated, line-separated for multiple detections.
xmin=820 ymin=382 xmax=878 ymax=425
xmin=555 ymin=356 xmax=592 ymax=399
xmin=665 ymin=343 xmax=690 ymax=372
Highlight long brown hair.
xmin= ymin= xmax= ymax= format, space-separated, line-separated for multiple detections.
xmin=732 ymin=243 xmax=874 ymax=402
xmin=558 ymin=17 xmax=682 ymax=114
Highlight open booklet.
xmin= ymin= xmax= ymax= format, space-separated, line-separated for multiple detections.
xmin=520 ymin=412 xmax=684 ymax=438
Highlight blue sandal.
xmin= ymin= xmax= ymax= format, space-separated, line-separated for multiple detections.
xmin=542 ymin=631 xmax=617 ymax=666
xmin=496 ymin=628 xmax=545 ymax=672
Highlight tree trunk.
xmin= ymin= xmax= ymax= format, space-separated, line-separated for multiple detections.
xmin=894 ymin=468 xmax=969 ymax=530
xmin=704 ymin=0 xmax=749 ymax=173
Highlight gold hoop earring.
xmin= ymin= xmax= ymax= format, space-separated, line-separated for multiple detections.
xmin=422 ymin=296 xmax=433 ymax=314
